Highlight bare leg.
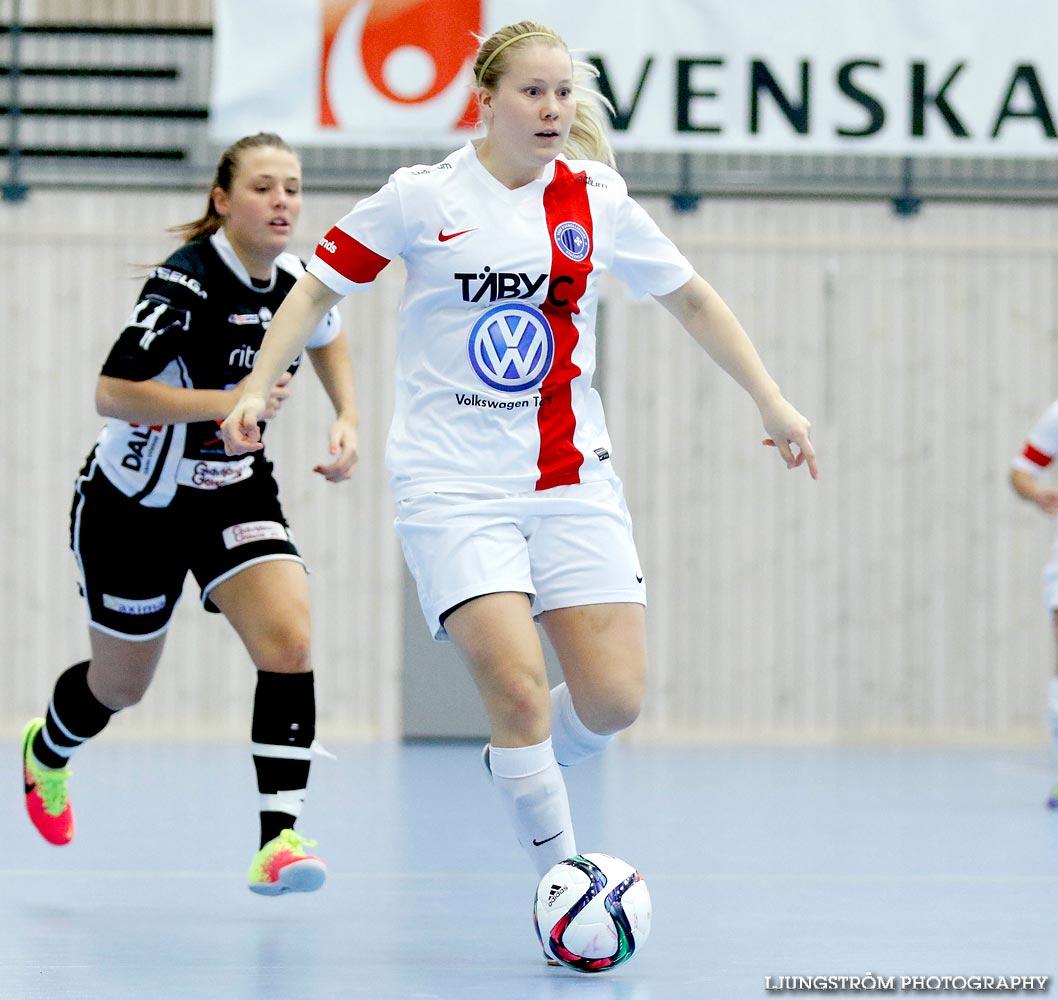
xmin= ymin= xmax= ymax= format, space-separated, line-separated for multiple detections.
xmin=446 ymin=593 xmax=575 ymax=875
xmin=540 ymin=603 xmax=647 ymax=765
xmin=87 ymin=629 xmax=167 ymax=709
xmin=445 ymin=592 xmax=550 ymax=747
xmin=210 ymin=559 xmax=311 ymax=675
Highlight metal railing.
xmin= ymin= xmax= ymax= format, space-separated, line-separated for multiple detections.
xmin=4 ymin=13 xmax=1058 ymax=211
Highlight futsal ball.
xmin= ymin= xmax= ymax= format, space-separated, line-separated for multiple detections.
xmin=533 ymin=853 xmax=651 ymax=973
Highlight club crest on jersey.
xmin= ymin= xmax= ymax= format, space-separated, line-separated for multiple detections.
xmin=468 ymin=303 xmax=554 ymax=393
xmin=554 ymin=221 xmax=590 ymax=262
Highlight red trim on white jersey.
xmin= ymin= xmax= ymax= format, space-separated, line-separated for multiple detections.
xmin=1013 ymin=400 xmax=1058 ymax=476
xmin=316 ymin=226 xmax=390 ymax=284
xmin=537 ymin=161 xmax=592 ymax=491
xmin=1024 ymin=443 xmax=1053 ymax=468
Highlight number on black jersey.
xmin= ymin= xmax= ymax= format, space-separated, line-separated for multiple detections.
xmin=124 ymin=295 xmax=191 ymax=351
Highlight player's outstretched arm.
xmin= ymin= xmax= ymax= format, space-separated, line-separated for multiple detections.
xmin=1011 ymin=467 xmax=1058 ymax=515
xmin=307 ymin=329 xmax=360 ymax=482
xmin=655 ymin=273 xmax=818 ymax=479
xmin=221 ymin=273 xmax=342 ymax=455
xmin=96 ymin=372 xmax=292 ymax=426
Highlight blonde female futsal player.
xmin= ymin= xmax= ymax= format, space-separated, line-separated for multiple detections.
xmin=220 ymin=24 xmax=816 ymax=883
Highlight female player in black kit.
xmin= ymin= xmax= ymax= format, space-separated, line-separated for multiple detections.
xmin=20 ymin=132 xmax=359 ymax=895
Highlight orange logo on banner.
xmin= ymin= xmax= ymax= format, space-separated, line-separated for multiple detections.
xmin=320 ymin=0 xmax=481 ymax=130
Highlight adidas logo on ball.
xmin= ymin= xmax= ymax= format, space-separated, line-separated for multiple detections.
xmin=546 ymin=883 xmax=566 ymax=907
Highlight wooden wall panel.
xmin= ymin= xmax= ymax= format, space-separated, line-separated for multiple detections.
xmin=2 ymin=190 xmax=1056 ymax=745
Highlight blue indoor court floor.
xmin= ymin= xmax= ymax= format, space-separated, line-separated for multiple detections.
xmin=3 ymin=740 xmax=1056 ymax=999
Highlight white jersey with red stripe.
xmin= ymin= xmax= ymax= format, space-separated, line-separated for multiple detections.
xmin=1013 ymin=399 xmax=1058 ymax=476
xmin=308 ymin=141 xmax=693 ymax=500
xmin=1014 ymin=399 xmax=1058 ymax=609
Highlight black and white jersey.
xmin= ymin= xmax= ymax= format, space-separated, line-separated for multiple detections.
xmin=93 ymin=229 xmax=339 ymax=507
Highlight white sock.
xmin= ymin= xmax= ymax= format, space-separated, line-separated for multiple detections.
xmin=549 ymin=683 xmax=613 ymax=767
xmin=488 ymin=738 xmax=577 ymax=877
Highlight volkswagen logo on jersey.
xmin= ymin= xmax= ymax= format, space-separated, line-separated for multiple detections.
xmin=468 ymin=303 xmax=554 ymax=393
xmin=554 ymin=221 xmax=591 ymax=262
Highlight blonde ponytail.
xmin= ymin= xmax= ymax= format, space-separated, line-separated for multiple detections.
xmin=566 ymin=58 xmax=615 ymax=167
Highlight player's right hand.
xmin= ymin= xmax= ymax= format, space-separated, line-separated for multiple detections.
xmin=221 ymin=372 xmax=289 ymax=454
xmin=222 ymin=372 xmax=293 ymax=455
xmin=221 ymin=395 xmax=264 ymax=455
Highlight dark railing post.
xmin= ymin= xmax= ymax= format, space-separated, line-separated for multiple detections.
xmin=891 ymin=156 xmax=921 ymax=217
xmin=670 ymin=151 xmax=700 ymax=214
xmin=3 ymin=0 xmax=31 ymax=203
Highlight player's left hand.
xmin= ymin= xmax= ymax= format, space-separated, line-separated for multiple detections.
xmin=759 ymin=396 xmax=818 ymax=479
xmin=313 ymin=417 xmax=359 ymax=482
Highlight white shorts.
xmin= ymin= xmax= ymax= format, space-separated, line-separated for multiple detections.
xmin=394 ymin=479 xmax=646 ymax=640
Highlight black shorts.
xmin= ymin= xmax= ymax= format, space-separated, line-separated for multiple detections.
xmin=70 ymin=453 xmax=304 ymax=639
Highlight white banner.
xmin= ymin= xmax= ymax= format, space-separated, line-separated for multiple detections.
xmin=210 ymin=0 xmax=1058 ymax=157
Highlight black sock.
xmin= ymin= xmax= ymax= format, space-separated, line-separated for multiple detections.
xmin=32 ymin=661 xmax=116 ymax=769
xmin=251 ymin=670 xmax=316 ymax=848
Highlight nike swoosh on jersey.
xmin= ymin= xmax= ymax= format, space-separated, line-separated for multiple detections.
xmin=438 ymin=228 xmax=478 ymax=242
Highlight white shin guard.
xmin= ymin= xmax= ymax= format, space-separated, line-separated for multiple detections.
xmin=488 ymin=738 xmax=577 ymax=877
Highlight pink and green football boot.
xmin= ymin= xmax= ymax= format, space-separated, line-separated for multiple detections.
xmin=247 ymin=828 xmax=326 ymax=895
xmin=22 ymin=718 xmax=74 ymax=846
